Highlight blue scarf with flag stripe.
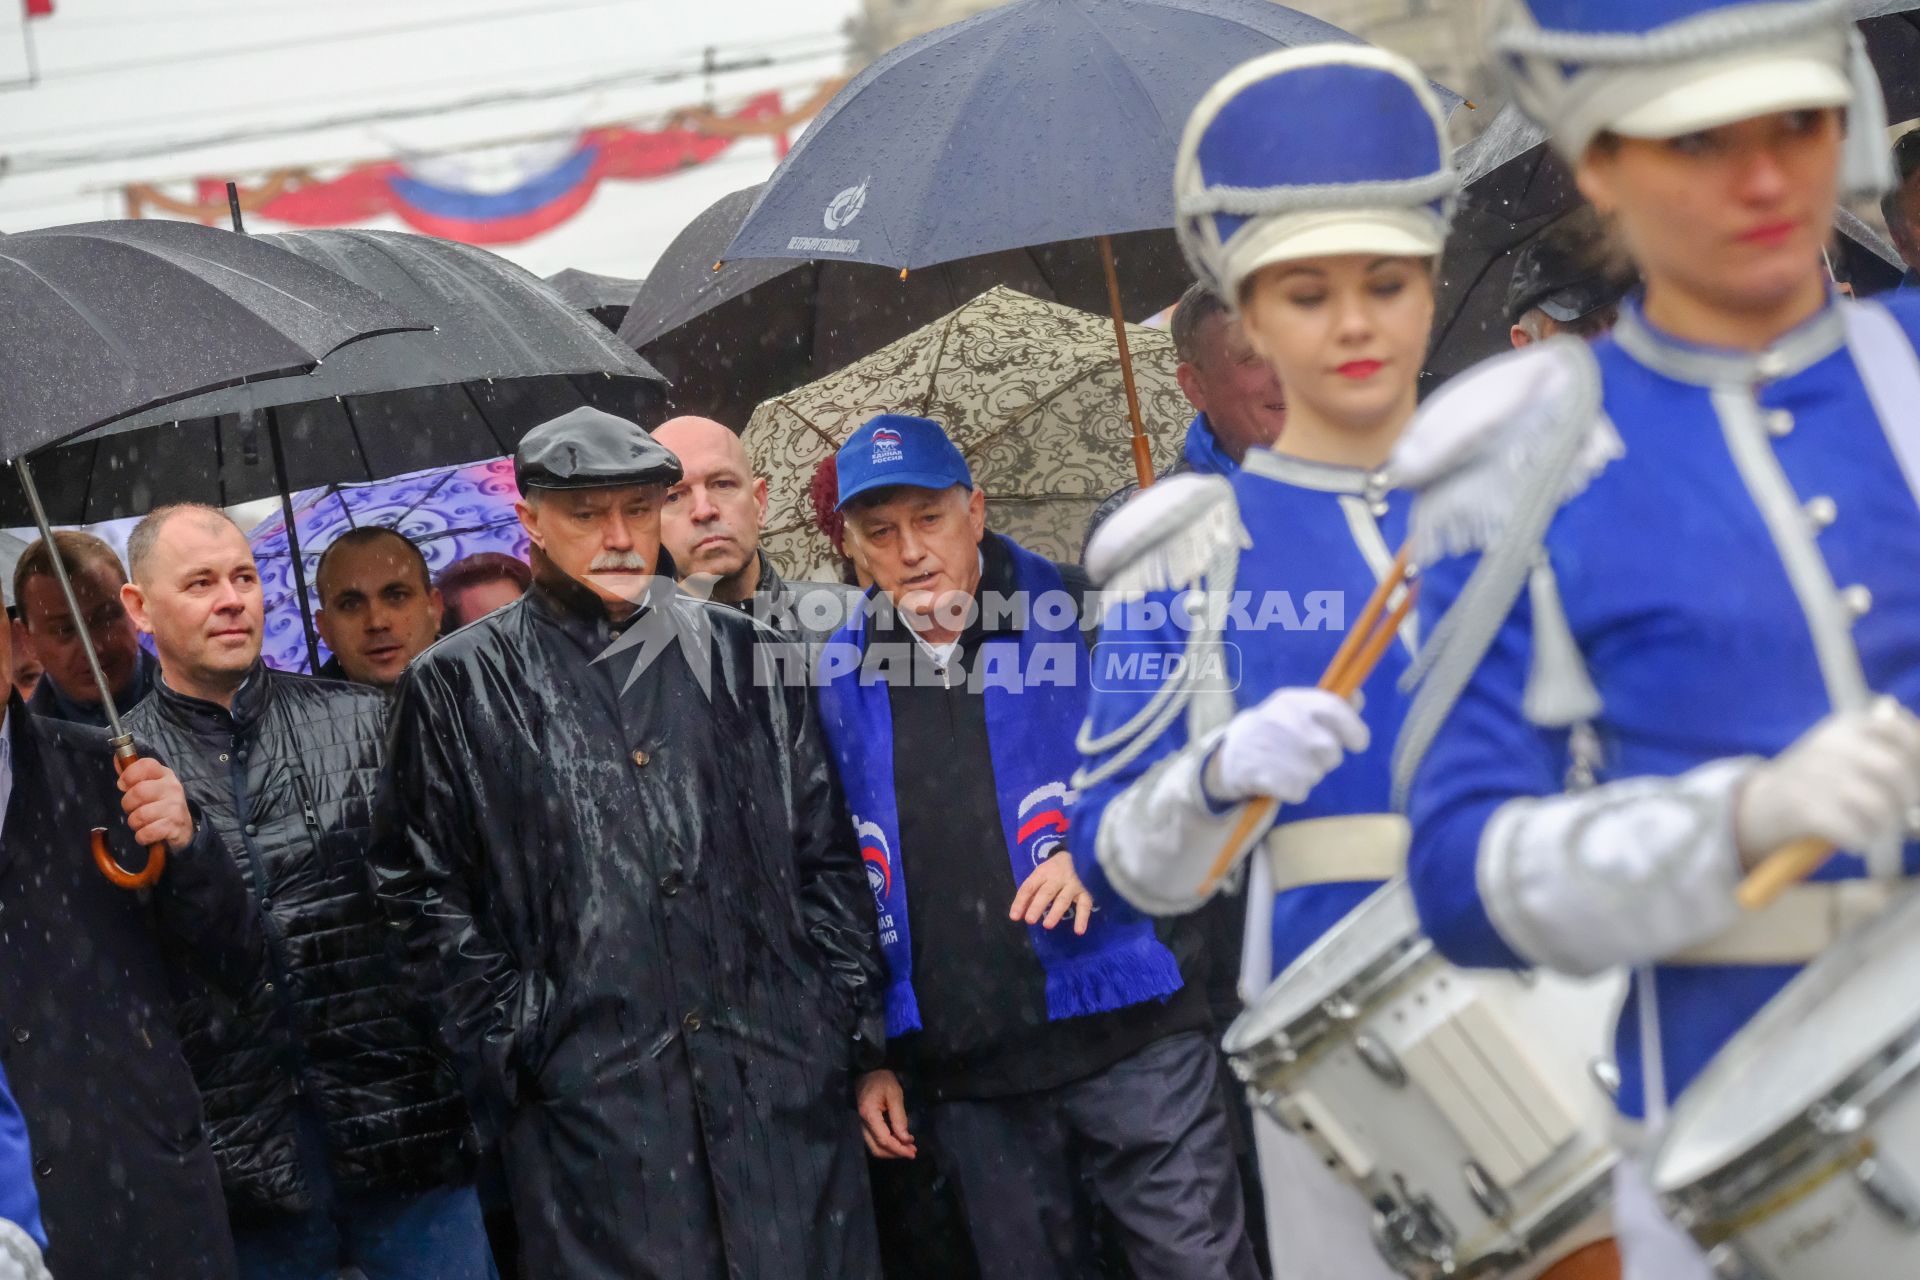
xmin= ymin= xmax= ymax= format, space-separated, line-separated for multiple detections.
xmin=816 ymin=536 xmax=1184 ymax=1039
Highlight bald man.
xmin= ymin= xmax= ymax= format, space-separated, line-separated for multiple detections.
xmin=654 ymin=415 xmax=862 ymax=647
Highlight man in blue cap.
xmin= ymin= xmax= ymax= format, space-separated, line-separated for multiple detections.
xmin=817 ymin=413 xmax=1259 ymax=1280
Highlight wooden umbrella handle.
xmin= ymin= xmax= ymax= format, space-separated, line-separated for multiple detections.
xmin=91 ymin=751 xmax=167 ymax=891
xmin=1734 ymin=836 xmax=1833 ymax=912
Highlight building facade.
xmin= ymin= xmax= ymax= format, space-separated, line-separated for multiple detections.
xmin=848 ymin=0 xmax=1493 ymax=109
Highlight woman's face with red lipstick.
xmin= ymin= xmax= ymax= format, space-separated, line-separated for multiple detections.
xmin=1238 ymin=254 xmax=1434 ymax=437
xmin=1577 ymin=109 xmax=1840 ymax=324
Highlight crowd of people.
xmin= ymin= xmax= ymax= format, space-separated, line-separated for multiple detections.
xmin=2 ymin=0 xmax=1919 ymax=1275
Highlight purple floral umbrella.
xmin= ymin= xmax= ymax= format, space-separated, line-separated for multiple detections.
xmin=250 ymin=458 xmax=527 ymax=673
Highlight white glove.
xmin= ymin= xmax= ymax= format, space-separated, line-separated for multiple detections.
xmin=1204 ymin=687 xmax=1369 ymax=805
xmin=1736 ymin=700 xmax=1920 ymax=866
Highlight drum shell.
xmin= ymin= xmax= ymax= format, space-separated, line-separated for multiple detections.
xmin=1659 ymin=1035 xmax=1920 ymax=1279
xmin=1233 ymin=944 xmax=1621 ymax=1276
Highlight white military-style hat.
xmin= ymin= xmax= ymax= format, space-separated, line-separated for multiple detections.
xmin=1174 ymin=45 xmax=1460 ymax=303
xmin=1492 ymin=0 xmax=1889 ymax=194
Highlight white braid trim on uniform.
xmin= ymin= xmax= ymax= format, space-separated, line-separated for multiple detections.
xmin=1493 ymin=0 xmax=1840 ymax=62
xmin=1178 ymin=169 xmax=1460 ymax=220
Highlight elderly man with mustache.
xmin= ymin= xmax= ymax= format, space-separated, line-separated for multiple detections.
xmin=371 ymin=406 xmax=887 ymax=1280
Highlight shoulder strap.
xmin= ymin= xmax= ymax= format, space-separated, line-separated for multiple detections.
xmin=1389 ymin=369 xmax=1605 ymax=812
xmin=1843 ymin=300 xmax=1920 ymax=510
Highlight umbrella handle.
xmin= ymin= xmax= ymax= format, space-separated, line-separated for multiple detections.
xmin=91 ymin=747 xmax=167 ymax=892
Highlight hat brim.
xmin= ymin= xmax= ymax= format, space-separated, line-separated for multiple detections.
xmin=517 ymin=465 xmax=681 ymax=492
xmin=1609 ymin=54 xmax=1851 ymax=141
xmin=836 ymin=469 xmax=973 ymax=511
xmin=1228 ymin=213 xmax=1445 ymax=297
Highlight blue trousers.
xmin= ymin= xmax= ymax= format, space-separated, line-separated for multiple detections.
xmin=233 ymin=1114 xmax=496 ymax=1280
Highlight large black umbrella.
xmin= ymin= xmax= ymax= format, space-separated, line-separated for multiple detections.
xmin=545 ymin=267 xmax=645 ymax=332
xmin=723 ymin=0 xmax=1460 ymax=485
xmin=18 ymin=229 xmax=666 ymax=523
xmin=1 ymin=219 xmax=420 ymax=458
xmin=0 ymin=217 xmax=427 ymax=887
xmin=1425 ymin=106 xmax=1581 ymax=384
xmin=17 ymin=228 xmax=666 ymax=670
xmin=1859 ymin=0 xmax=1920 ymax=123
xmin=619 ymin=183 xmax=1191 ymax=427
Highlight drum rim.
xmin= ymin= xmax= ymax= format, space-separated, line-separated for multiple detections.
xmin=1450 ymin=1153 xmax=1619 ymax=1277
xmin=1653 ymin=887 xmax=1920 ymax=1195
xmin=1657 ymin=1017 xmax=1920 ymax=1214
xmin=1225 ymin=928 xmax=1431 ymax=1066
xmin=1224 ymin=879 xmax=1423 ymax=1061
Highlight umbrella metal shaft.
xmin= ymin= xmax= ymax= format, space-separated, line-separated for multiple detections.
xmin=262 ymin=409 xmax=324 ymax=676
xmin=11 ymin=456 xmax=131 ymax=745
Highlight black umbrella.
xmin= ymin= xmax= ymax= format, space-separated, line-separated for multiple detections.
xmin=19 ymin=228 xmax=667 ymax=672
xmin=0 ymin=216 xmax=426 ymax=887
xmin=1426 ymin=106 xmax=1581 ymax=384
xmin=722 ymin=0 xmax=1461 ymax=487
xmin=1 ymin=219 xmax=419 ymax=458
xmin=619 ymin=183 xmax=1192 ymax=428
xmin=545 ymin=267 xmax=646 ymax=332
xmin=1858 ymin=0 xmax=1920 ymax=123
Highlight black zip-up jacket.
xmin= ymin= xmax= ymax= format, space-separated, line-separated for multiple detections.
xmin=125 ymin=665 xmax=474 ymax=1220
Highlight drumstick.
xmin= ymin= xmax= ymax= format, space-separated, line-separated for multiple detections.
xmin=1735 ymin=837 xmax=1832 ymax=912
xmin=1195 ymin=550 xmax=1416 ymax=896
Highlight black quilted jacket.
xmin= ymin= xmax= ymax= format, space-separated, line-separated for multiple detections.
xmin=125 ymin=664 xmax=474 ymax=1220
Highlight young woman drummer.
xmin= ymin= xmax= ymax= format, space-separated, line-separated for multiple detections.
xmin=1393 ymin=0 xmax=1920 ymax=1272
xmin=1073 ymin=44 xmax=1458 ymax=1280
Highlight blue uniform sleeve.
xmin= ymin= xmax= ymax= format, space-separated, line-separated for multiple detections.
xmin=1071 ymin=586 xmax=1204 ymax=922
xmin=0 ymin=1062 xmax=44 ymax=1250
xmin=1404 ymin=549 xmax=1571 ymax=970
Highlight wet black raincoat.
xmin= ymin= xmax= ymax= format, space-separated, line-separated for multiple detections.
xmin=0 ymin=702 xmax=262 ymax=1279
xmin=371 ymin=562 xmax=885 ymax=1280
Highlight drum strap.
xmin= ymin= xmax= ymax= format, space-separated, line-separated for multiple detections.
xmin=1843 ymin=300 xmax=1920 ymax=511
xmin=1261 ymin=814 xmax=1409 ymax=893
xmin=1666 ymin=880 xmax=1893 ymax=966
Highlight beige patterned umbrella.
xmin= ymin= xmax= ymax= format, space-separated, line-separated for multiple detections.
xmin=746 ymin=286 xmax=1188 ymax=577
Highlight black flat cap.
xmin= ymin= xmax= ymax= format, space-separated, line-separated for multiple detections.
xmin=513 ymin=406 xmax=682 ymax=492
xmin=1506 ymin=210 xmax=1632 ymax=326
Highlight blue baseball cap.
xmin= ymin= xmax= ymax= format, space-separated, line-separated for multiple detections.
xmin=835 ymin=414 xmax=974 ymax=510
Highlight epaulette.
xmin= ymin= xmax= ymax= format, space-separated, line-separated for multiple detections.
xmin=1083 ymin=473 xmax=1248 ymax=598
xmin=1075 ymin=473 xmax=1247 ymax=789
xmin=1387 ymin=336 xmax=1621 ymax=565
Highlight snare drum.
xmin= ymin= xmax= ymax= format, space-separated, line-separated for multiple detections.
xmin=1653 ymin=886 xmax=1920 ymax=1279
xmin=1226 ymin=880 xmax=1623 ymax=1279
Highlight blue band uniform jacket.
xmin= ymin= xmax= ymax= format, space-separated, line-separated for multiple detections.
xmin=1403 ymin=295 xmax=1920 ymax=1119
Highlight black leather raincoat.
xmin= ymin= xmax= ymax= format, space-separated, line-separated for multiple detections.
xmin=370 ymin=563 xmax=885 ymax=1280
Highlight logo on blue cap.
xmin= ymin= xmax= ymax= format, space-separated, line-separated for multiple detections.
xmin=837 ymin=414 xmax=974 ymax=510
